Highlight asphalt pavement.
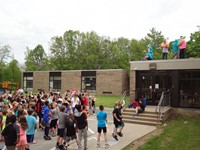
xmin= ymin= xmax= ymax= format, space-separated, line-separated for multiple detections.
xmin=0 ymin=108 xmax=156 ymax=150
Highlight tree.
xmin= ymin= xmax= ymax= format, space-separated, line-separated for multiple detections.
xmin=187 ymin=27 xmax=200 ymax=57
xmin=4 ymin=59 xmax=21 ymax=82
xmin=129 ymin=38 xmax=146 ymax=61
xmin=0 ymin=44 xmax=11 ymax=82
xmin=25 ymin=44 xmax=49 ymax=71
xmin=0 ymin=44 xmax=11 ymax=63
xmin=142 ymin=28 xmax=165 ymax=59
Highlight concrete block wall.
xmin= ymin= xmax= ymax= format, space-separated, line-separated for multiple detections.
xmin=96 ymin=70 xmax=128 ymax=96
xmin=129 ymin=70 xmax=136 ymax=100
xmin=33 ymin=71 xmax=49 ymax=93
xmin=61 ymin=71 xmax=81 ymax=93
xmin=25 ymin=69 xmax=129 ymax=96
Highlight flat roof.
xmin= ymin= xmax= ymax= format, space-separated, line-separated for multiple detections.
xmin=130 ymin=58 xmax=200 ymax=70
xmin=23 ymin=69 xmax=125 ymax=73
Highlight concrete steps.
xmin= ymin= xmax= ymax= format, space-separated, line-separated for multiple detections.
xmin=122 ymin=107 xmax=171 ymax=126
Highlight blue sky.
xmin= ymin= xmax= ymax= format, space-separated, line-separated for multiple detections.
xmin=0 ymin=0 xmax=200 ymax=64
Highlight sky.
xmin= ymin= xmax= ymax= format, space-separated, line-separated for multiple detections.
xmin=0 ymin=0 xmax=200 ymax=64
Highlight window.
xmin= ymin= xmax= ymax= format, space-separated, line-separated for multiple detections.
xmin=81 ymin=71 xmax=96 ymax=93
xmin=49 ymin=72 xmax=61 ymax=91
xmin=23 ymin=72 xmax=33 ymax=90
xmin=179 ymin=70 xmax=200 ymax=108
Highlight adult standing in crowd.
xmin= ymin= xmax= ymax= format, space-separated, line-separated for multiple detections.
xmin=160 ymin=39 xmax=169 ymax=59
xmin=179 ymin=36 xmax=187 ymax=59
xmin=172 ymin=39 xmax=179 ymax=59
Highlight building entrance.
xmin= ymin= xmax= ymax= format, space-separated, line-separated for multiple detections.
xmin=136 ymin=71 xmax=172 ymax=105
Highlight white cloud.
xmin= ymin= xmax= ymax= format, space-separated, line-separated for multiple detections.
xmin=0 ymin=0 xmax=200 ymax=64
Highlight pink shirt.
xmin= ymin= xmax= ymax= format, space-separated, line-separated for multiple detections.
xmin=179 ymin=39 xmax=186 ymax=49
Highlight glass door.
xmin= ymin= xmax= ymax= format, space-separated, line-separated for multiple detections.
xmin=137 ymin=71 xmax=172 ymax=105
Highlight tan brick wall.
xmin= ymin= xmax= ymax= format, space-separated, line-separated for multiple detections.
xmin=121 ymin=70 xmax=129 ymax=93
xmin=33 ymin=72 xmax=49 ymax=93
xmin=96 ymin=70 xmax=128 ymax=96
xmin=130 ymin=70 xmax=136 ymax=99
xmin=26 ymin=69 xmax=129 ymax=96
xmin=61 ymin=71 xmax=81 ymax=93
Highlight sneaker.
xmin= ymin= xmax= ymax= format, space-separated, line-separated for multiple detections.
xmin=96 ymin=143 xmax=100 ymax=148
xmin=105 ymin=143 xmax=110 ymax=149
xmin=31 ymin=140 xmax=37 ymax=144
xmin=44 ymin=136 xmax=51 ymax=140
xmin=59 ymin=144 xmax=64 ymax=150
xmin=56 ymin=142 xmax=59 ymax=148
xmin=112 ymin=134 xmax=118 ymax=141
xmin=117 ymin=132 xmax=123 ymax=137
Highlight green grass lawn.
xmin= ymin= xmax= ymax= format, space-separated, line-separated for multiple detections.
xmin=94 ymin=95 xmax=130 ymax=108
xmin=95 ymin=95 xmax=121 ymax=108
xmin=138 ymin=115 xmax=200 ymax=150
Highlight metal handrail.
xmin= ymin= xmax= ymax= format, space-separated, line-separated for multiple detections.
xmin=118 ymin=90 xmax=131 ymax=110
xmin=155 ymin=90 xmax=170 ymax=123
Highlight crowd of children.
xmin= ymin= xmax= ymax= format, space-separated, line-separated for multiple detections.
xmin=0 ymin=89 xmax=97 ymax=150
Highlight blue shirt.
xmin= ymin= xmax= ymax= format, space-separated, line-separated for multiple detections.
xmin=145 ymin=45 xmax=154 ymax=59
xmin=43 ymin=106 xmax=50 ymax=123
xmin=97 ymin=111 xmax=107 ymax=128
xmin=26 ymin=115 xmax=37 ymax=135
xmin=173 ymin=40 xmax=179 ymax=52
xmin=142 ymin=97 xmax=147 ymax=107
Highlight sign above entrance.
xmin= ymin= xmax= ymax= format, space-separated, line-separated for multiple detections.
xmin=149 ymin=63 xmax=157 ymax=70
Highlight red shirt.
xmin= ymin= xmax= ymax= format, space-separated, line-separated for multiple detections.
xmin=133 ymin=101 xmax=139 ymax=108
xmin=82 ymin=97 xmax=88 ymax=106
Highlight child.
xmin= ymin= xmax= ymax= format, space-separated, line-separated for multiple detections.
xmin=64 ymin=113 xmax=78 ymax=149
xmin=112 ymin=103 xmax=124 ymax=141
xmin=0 ymin=108 xmax=8 ymax=141
xmin=56 ymin=105 xmax=68 ymax=150
xmin=1 ymin=114 xmax=19 ymax=150
xmin=50 ymin=103 xmax=59 ymax=137
xmin=26 ymin=108 xmax=37 ymax=150
xmin=1 ymin=108 xmax=8 ymax=131
xmin=82 ymin=105 xmax=88 ymax=117
xmin=74 ymin=104 xmax=88 ymax=150
xmin=91 ymin=96 xmax=96 ymax=115
xmin=96 ymin=105 xmax=110 ymax=149
xmin=117 ymin=103 xmax=125 ymax=137
xmin=42 ymin=101 xmax=51 ymax=140
xmin=134 ymin=99 xmax=146 ymax=116
xmin=16 ymin=115 xmax=28 ymax=150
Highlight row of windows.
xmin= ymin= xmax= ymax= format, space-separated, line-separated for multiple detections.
xmin=23 ymin=72 xmax=62 ymax=91
xmin=23 ymin=72 xmax=97 ymax=92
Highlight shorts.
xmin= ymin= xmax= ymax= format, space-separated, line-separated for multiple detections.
xmin=114 ymin=121 xmax=125 ymax=128
xmin=65 ymin=134 xmax=77 ymax=142
xmin=97 ymin=127 xmax=107 ymax=133
xmin=5 ymin=145 xmax=16 ymax=150
xmin=26 ymin=134 xmax=34 ymax=143
xmin=50 ymin=119 xmax=58 ymax=129
xmin=92 ymin=101 xmax=95 ymax=106
xmin=57 ymin=128 xmax=65 ymax=137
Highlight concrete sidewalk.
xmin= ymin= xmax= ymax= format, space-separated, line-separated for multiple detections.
xmin=67 ymin=123 xmax=156 ymax=150
xmin=0 ymin=123 xmax=156 ymax=150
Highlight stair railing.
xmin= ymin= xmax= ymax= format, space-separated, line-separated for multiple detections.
xmin=118 ymin=90 xmax=130 ymax=110
xmin=155 ymin=90 xmax=170 ymax=124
